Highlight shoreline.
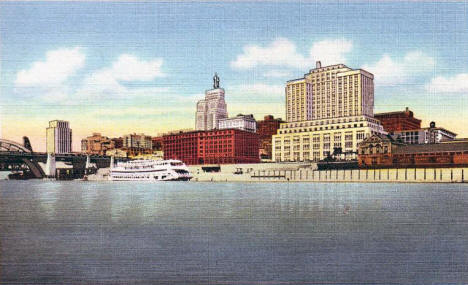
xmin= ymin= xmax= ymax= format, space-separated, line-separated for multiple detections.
xmin=81 ymin=163 xmax=468 ymax=183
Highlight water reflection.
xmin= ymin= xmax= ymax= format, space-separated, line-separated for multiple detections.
xmin=1 ymin=181 xmax=468 ymax=284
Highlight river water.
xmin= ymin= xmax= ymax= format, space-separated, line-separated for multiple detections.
xmin=1 ymin=181 xmax=468 ymax=284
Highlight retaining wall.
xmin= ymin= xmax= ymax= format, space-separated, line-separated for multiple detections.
xmin=250 ymin=167 xmax=468 ymax=183
xmin=190 ymin=165 xmax=468 ymax=183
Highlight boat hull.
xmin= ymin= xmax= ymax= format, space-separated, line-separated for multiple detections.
xmin=108 ymin=159 xmax=192 ymax=182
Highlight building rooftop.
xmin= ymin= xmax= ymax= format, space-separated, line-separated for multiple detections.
xmin=375 ymin=108 xmax=414 ymax=117
xmin=286 ymin=77 xmax=305 ymax=83
xmin=308 ymin=63 xmax=349 ymax=73
xmin=394 ymin=141 xmax=468 ymax=154
xmin=393 ymin=127 xmax=457 ymax=136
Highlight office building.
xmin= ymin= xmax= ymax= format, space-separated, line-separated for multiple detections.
xmin=393 ymin=122 xmax=457 ymax=144
xmin=163 ymin=129 xmax=259 ymax=165
xmin=286 ymin=78 xmax=311 ymax=122
xmin=286 ymin=61 xmax=374 ymax=122
xmin=195 ymin=73 xmax=228 ymax=131
xmin=257 ymin=115 xmax=284 ymax=160
xmin=46 ymin=120 xmax=72 ymax=154
xmin=274 ymin=62 xmax=384 ymax=162
xmin=273 ymin=116 xmax=385 ymax=162
xmin=218 ymin=114 xmax=256 ymax=132
xmin=123 ymin=133 xmax=152 ymax=150
xmin=374 ymin=107 xmax=422 ymax=132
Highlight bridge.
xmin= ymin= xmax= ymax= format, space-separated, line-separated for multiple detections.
xmin=0 ymin=138 xmax=124 ymax=179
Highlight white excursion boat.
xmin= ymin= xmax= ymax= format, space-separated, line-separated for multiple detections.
xmin=109 ymin=159 xmax=192 ymax=181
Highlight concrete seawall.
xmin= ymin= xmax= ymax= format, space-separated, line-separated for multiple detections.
xmin=189 ymin=164 xmax=468 ymax=183
xmin=83 ymin=163 xmax=467 ymax=183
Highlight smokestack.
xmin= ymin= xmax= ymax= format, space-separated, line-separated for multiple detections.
xmin=316 ymin=61 xmax=321 ymax=69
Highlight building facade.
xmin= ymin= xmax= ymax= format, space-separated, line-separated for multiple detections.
xmin=46 ymin=120 xmax=72 ymax=154
xmin=81 ymin=133 xmax=115 ymax=155
xmin=195 ymin=74 xmax=228 ymax=131
xmin=358 ymin=134 xmax=468 ymax=168
xmin=273 ymin=116 xmax=385 ymax=162
xmin=123 ymin=133 xmax=152 ymax=150
xmin=274 ymin=62 xmax=383 ymax=162
xmin=286 ymin=61 xmax=374 ymax=122
xmin=152 ymin=136 xmax=164 ymax=151
xmin=111 ymin=137 xmax=124 ymax=149
xmin=374 ymin=107 xmax=422 ymax=132
xmin=106 ymin=148 xmax=127 ymax=158
xmin=393 ymin=123 xmax=457 ymax=145
xmin=218 ymin=114 xmax=256 ymax=132
xmin=286 ymin=78 xmax=311 ymax=122
xmin=163 ymin=129 xmax=260 ymax=165
xmin=257 ymin=115 xmax=285 ymax=160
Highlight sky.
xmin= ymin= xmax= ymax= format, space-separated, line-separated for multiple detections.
xmin=1 ymin=1 xmax=467 ymax=152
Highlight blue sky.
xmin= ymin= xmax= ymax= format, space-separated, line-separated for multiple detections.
xmin=1 ymin=1 xmax=467 ymax=151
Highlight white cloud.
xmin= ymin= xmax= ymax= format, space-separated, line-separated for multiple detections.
xmin=308 ymin=39 xmax=352 ymax=66
xmin=363 ymin=51 xmax=435 ymax=86
xmin=77 ymin=54 xmax=166 ymax=99
xmin=15 ymin=47 xmax=85 ymax=87
xmin=231 ymin=38 xmax=353 ymax=70
xmin=231 ymin=38 xmax=302 ymax=69
xmin=425 ymin=73 xmax=468 ymax=93
xmin=108 ymin=54 xmax=164 ymax=81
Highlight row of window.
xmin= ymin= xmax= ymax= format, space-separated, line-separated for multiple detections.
xmin=278 ymin=123 xmax=365 ymax=134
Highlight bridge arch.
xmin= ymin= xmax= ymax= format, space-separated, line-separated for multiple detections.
xmin=0 ymin=139 xmax=44 ymax=178
xmin=0 ymin=139 xmax=32 ymax=153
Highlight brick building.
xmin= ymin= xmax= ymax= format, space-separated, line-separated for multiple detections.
xmin=111 ymin=137 xmax=124 ymax=149
xmin=81 ymin=133 xmax=115 ymax=155
xmin=374 ymin=107 xmax=421 ymax=132
xmin=257 ymin=115 xmax=284 ymax=160
xmin=163 ymin=129 xmax=260 ymax=165
xmin=358 ymin=134 xmax=468 ymax=168
xmin=152 ymin=136 xmax=164 ymax=151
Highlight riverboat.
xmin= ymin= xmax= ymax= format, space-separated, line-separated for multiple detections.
xmin=109 ymin=159 xmax=192 ymax=181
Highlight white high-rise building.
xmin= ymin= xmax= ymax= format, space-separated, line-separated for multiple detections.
xmin=285 ymin=61 xmax=374 ymax=122
xmin=273 ymin=62 xmax=385 ymax=162
xmin=195 ymin=73 xmax=228 ymax=131
xmin=46 ymin=120 xmax=72 ymax=154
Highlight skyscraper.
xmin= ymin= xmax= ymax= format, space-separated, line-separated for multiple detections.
xmin=195 ymin=73 xmax=228 ymax=131
xmin=273 ymin=62 xmax=384 ymax=162
xmin=285 ymin=78 xmax=311 ymax=122
xmin=286 ymin=61 xmax=374 ymax=122
xmin=46 ymin=120 xmax=72 ymax=154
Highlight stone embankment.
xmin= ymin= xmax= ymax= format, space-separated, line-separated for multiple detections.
xmin=82 ymin=163 xmax=468 ymax=183
xmin=190 ymin=164 xmax=468 ymax=183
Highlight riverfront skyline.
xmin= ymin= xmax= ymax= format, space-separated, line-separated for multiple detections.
xmin=1 ymin=1 xmax=468 ymax=152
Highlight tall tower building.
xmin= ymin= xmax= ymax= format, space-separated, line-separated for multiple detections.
xmin=285 ymin=61 xmax=374 ymax=122
xmin=273 ymin=61 xmax=384 ymax=162
xmin=195 ymin=73 xmax=228 ymax=131
xmin=285 ymin=78 xmax=312 ymax=122
xmin=46 ymin=120 xmax=72 ymax=154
